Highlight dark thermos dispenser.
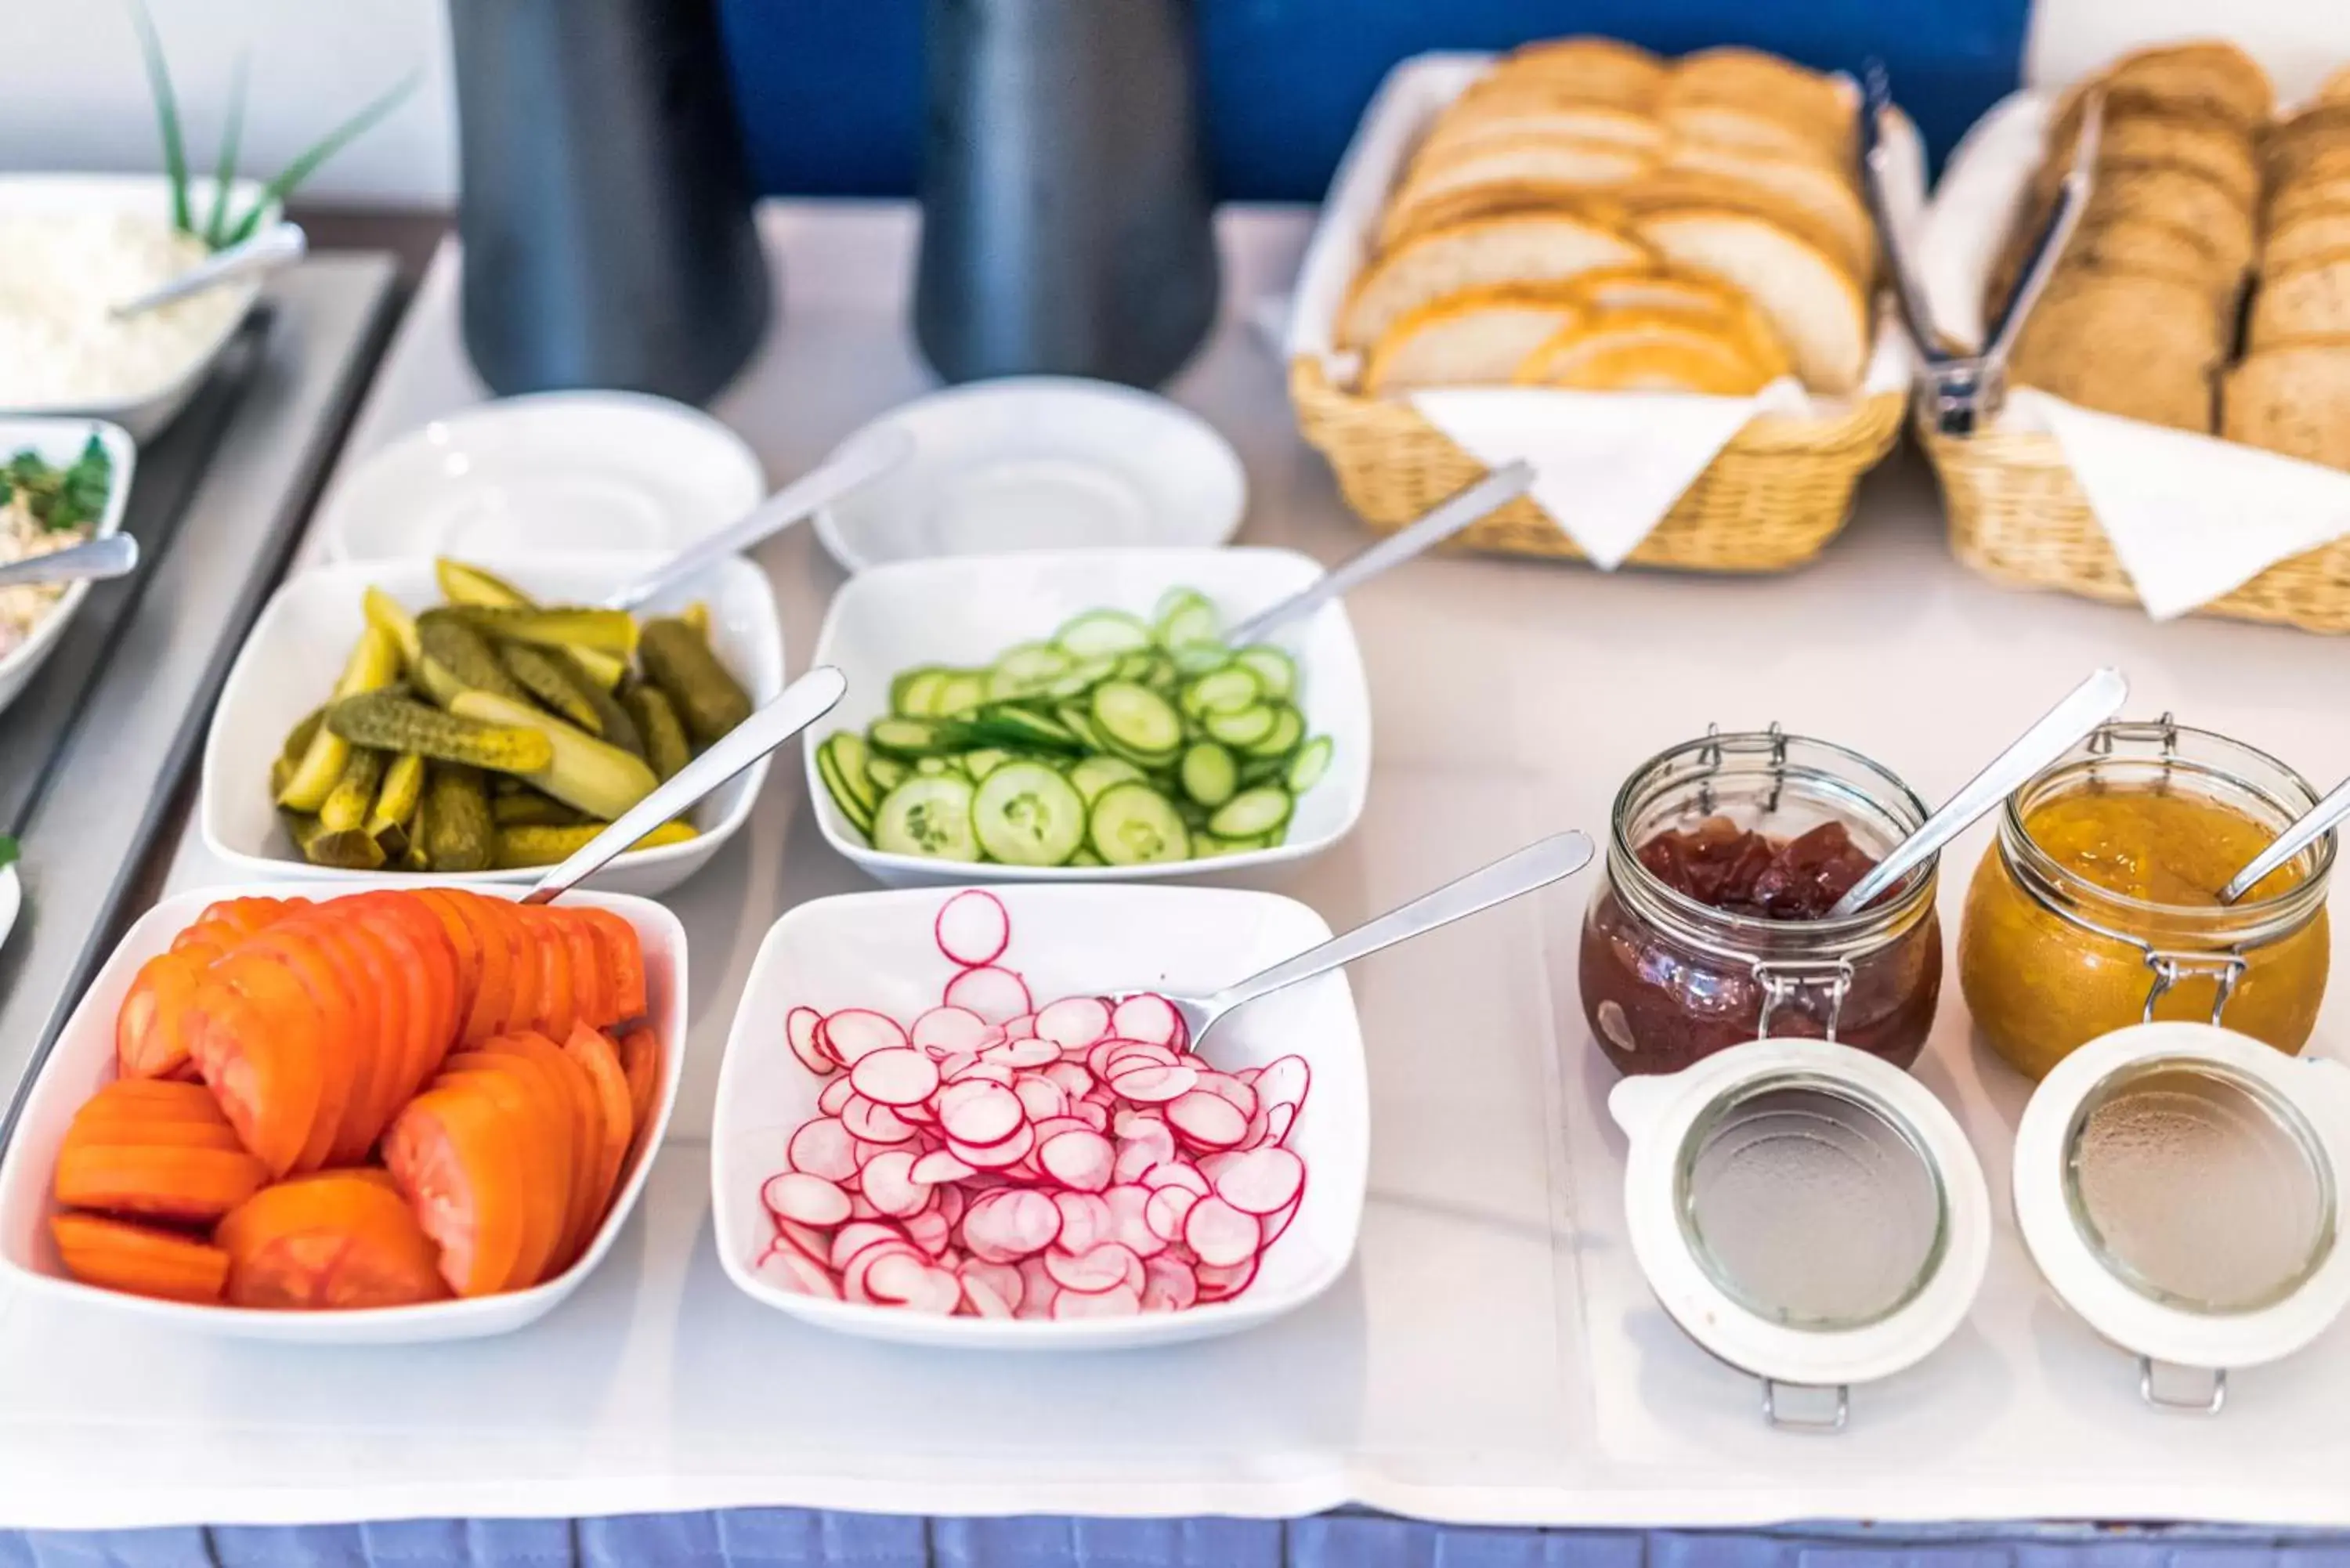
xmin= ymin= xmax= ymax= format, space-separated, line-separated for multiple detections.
xmin=446 ymin=0 xmax=772 ymax=403
xmin=914 ymin=0 xmax=1220 ymax=388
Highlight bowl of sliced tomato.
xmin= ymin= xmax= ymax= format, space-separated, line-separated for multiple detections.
xmin=0 ymin=879 xmax=685 ymax=1342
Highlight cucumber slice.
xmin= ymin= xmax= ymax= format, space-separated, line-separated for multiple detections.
xmin=1180 ymin=741 xmax=1238 ymax=808
xmin=892 ymin=667 xmax=951 ymax=718
xmin=1055 ymin=703 xmax=1108 ymax=751
xmin=866 ymin=753 xmax=911 ymax=794
xmin=974 ymin=705 xmax=1076 ymax=750
xmin=1233 ymin=645 xmax=1296 ymax=701
xmin=1069 ymin=754 xmax=1146 ymax=804
xmin=823 ymin=732 xmax=879 ymax=818
xmin=987 ymin=642 xmax=1072 ymax=700
xmin=915 ymin=756 xmax=960 ymax=777
xmin=1183 ymin=666 xmax=1261 ymax=716
xmin=962 ymin=746 xmax=1011 ymax=781
xmin=1068 ymin=847 xmax=1105 ymax=867
xmin=1170 ymin=641 xmax=1231 ymax=677
xmin=1112 ymin=651 xmax=1159 ymax=683
xmin=1202 ymin=703 xmax=1278 ymax=748
xmin=1237 ymin=753 xmax=1288 ymax=788
xmin=815 ymin=741 xmax=875 ymax=836
xmin=1196 ymin=832 xmax=1271 ymax=858
xmin=870 ymin=717 xmax=949 ymax=757
xmin=1088 ymin=782 xmax=1191 ymax=865
xmin=1055 ymin=609 xmax=1154 ymax=658
xmin=872 ymin=775 xmax=979 ymax=860
xmin=935 ymin=673 xmax=989 ymax=716
xmin=1090 ymin=681 xmax=1183 ymax=758
xmin=973 ymin=761 xmax=1087 ymax=866
xmin=1285 ymin=735 xmax=1333 ymax=793
xmin=1242 ymin=703 xmax=1305 ymax=758
xmin=1043 ymin=655 xmax=1121 ymax=699
xmin=1154 ymin=590 xmax=1219 ymax=650
xmin=1208 ymin=786 xmax=1293 ymax=839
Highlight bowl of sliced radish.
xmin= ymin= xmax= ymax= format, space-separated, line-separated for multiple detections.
xmin=710 ymin=884 xmax=1368 ymax=1347
xmin=803 ymin=547 xmax=1371 ymax=886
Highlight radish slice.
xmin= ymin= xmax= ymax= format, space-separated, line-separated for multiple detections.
xmin=859 ymin=1150 xmax=927 ymax=1217
xmin=905 ymin=1207 xmax=953 ymax=1258
xmin=1108 ymin=1064 xmax=1198 ymax=1104
xmin=1202 ymin=1146 xmax=1305 ymax=1216
xmin=982 ymin=1036 xmax=1061 ymax=1070
xmin=948 ymin=1121 xmax=1036 ymax=1169
xmin=1183 ymin=1196 xmax=1262 ymax=1268
xmin=1166 ymin=1089 xmax=1248 ymax=1149
xmin=1195 ymin=1255 xmax=1259 ymax=1302
xmin=818 ymin=1076 xmax=856 ymax=1116
xmin=1037 ymin=1128 xmax=1115 ymax=1192
xmin=758 ymin=1245 xmax=841 ymax=1299
xmin=1052 ymin=1282 xmax=1142 ymax=1319
xmin=1034 ymin=995 xmax=1112 ymax=1050
xmin=960 ymin=1258 xmax=1024 ymax=1316
xmin=1041 ymin=1061 xmax=1095 ymax=1100
xmin=1193 ymin=1072 xmax=1259 ymax=1118
xmin=1051 ymin=1190 xmax=1115 ymax=1253
xmin=850 ymin=1047 xmax=942 ymax=1107
xmin=1260 ymin=1103 xmax=1297 ymax=1148
xmin=786 ymin=1006 xmax=830 ymax=1075
xmin=935 ymin=889 xmax=1010 ymax=967
xmin=841 ymin=1095 xmax=917 ymax=1144
xmin=943 ymin=964 xmax=1031 ymax=1024
xmin=786 ymin=1117 xmax=858 ymax=1183
xmin=1141 ymin=1161 xmax=1210 ymax=1197
xmin=1111 ymin=994 xmax=1182 ymax=1046
xmin=773 ymin=1216 xmax=834 ymax=1266
xmin=764 ymin=1172 xmax=852 ymax=1228
xmin=1010 ymin=1075 xmax=1069 ymax=1124
xmin=946 ymin=1060 xmax=1017 ymax=1089
xmin=830 ymin=1222 xmax=906 ymax=1272
xmin=866 ymin=1251 xmax=962 ymax=1314
xmin=1046 ymin=1241 xmax=1141 ymax=1294
xmin=1141 ymin=1255 xmax=1198 ymax=1312
xmin=1104 ymin=1183 xmax=1166 ymax=1259
xmin=937 ymin=1080 xmax=1025 ymax=1146
xmin=962 ymin=1188 xmax=1062 ymax=1261
xmin=1263 ymin=1194 xmax=1301 ymax=1247
xmin=1253 ymin=1055 xmax=1311 ymax=1112
xmin=1016 ymin=1256 xmax=1059 ymax=1320
xmin=909 ymin=1149 xmax=977 ymax=1185
xmin=912 ymin=1006 xmax=991 ymax=1055
xmin=1144 ymin=1183 xmax=1198 ymax=1243
xmin=825 ymin=1009 xmax=909 ymax=1064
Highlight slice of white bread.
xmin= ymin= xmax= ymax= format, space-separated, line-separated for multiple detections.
xmin=1423 ymin=103 xmax=1665 ymax=159
xmin=1662 ymin=101 xmax=1846 ymax=172
xmin=1514 ymin=309 xmax=1776 ymax=394
xmin=1663 ymin=47 xmax=1854 ymax=161
xmin=1663 ymin=141 xmax=1873 ymax=276
xmin=2247 ymin=252 xmax=2350 ymax=348
xmin=2265 ymin=208 xmax=2350 ymax=272
xmin=1378 ymin=182 xmax=1628 ymax=247
xmin=1337 ymin=212 xmax=1652 ymax=351
xmin=1632 ymin=207 xmax=1869 ymax=392
xmin=1476 ymin=38 xmax=1666 ymax=109
xmin=1362 ymin=285 xmax=1587 ymax=394
xmin=1383 ymin=136 xmax=1654 ymax=245
xmin=2222 ymin=338 xmax=2350 ymax=468
xmin=1555 ymin=265 xmax=1791 ymax=375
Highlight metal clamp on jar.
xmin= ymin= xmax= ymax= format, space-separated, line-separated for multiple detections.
xmin=1579 ymin=724 xmax=1944 ymax=1077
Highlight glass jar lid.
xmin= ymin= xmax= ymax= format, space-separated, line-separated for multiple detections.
xmin=2014 ymin=1021 xmax=2350 ymax=1408
xmin=1611 ymin=1039 xmax=1991 ymax=1426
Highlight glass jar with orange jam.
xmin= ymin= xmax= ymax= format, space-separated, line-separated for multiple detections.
xmin=1958 ymin=718 xmax=2334 ymax=1079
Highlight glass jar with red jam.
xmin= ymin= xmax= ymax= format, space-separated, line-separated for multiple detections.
xmin=1580 ymin=726 xmax=1944 ymax=1076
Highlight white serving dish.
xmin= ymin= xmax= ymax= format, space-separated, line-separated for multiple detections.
xmin=811 ymin=378 xmax=1247 ymax=573
xmin=0 ymin=416 xmax=136 ymax=719
xmin=319 ymin=392 xmax=766 ymax=563
xmin=710 ymin=882 xmax=1368 ymax=1348
xmin=804 ymin=547 xmax=1372 ymax=886
xmin=0 ymin=879 xmax=687 ymax=1343
xmin=0 ymin=175 xmax=276 ymax=442
xmin=201 ymin=553 xmax=784 ymax=897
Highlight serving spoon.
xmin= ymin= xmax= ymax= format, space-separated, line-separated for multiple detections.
xmin=1117 ymin=828 xmax=1593 ymax=1053
xmin=1827 ymin=667 xmax=2130 ymax=917
xmin=522 ymin=664 xmax=848 ymax=904
xmin=2218 ymin=775 xmax=2350 ymax=905
xmin=0 ymin=533 xmax=139 ymax=591
xmin=1220 ymin=460 xmax=1534 ymax=645
xmin=599 ymin=426 xmax=916 ymax=612
xmin=110 ymin=222 xmax=309 ymax=320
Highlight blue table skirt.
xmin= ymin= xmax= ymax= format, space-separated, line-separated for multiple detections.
xmin=8 ymin=1518 xmax=2350 ymax=1568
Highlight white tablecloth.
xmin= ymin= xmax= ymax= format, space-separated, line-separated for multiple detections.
xmin=4 ymin=203 xmax=2349 ymax=1532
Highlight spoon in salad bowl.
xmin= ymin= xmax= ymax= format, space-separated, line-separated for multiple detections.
xmin=1110 ymin=828 xmax=1593 ymax=1056
xmin=522 ymin=664 xmax=848 ymax=903
xmin=0 ymin=533 xmax=139 ymax=591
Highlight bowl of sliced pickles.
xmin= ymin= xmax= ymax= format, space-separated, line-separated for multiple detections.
xmin=805 ymin=547 xmax=1371 ymax=885
xmin=200 ymin=553 xmax=784 ymax=896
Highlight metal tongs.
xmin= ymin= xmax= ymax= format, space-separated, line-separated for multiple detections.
xmin=1859 ymin=63 xmax=2104 ymax=434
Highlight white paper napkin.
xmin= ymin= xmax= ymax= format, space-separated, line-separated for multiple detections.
xmin=2013 ymin=389 xmax=2350 ymax=620
xmin=1409 ymin=379 xmax=1809 ymax=568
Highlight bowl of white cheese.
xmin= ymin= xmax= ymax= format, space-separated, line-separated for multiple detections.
xmin=0 ymin=175 xmax=276 ymax=443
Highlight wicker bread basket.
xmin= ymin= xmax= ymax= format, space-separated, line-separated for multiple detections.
xmin=1285 ymin=52 xmax=1913 ymax=574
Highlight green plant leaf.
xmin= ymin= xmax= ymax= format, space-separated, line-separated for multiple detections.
xmin=223 ymin=70 xmax=421 ymax=247
xmin=0 ymin=836 xmax=18 ymax=873
xmin=125 ymin=0 xmax=191 ymax=235
xmin=202 ymin=50 xmax=251 ymax=249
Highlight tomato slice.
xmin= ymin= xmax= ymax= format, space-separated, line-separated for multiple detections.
xmin=481 ymin=1031 xmax=600 ymax=1274
xmin=225 ymin=944 xmax=351 ymax=1175
xmin=439 ymin=892 xmax=515 ymax=1047
xmin=555 ymin=912 xmax=612 ymax=1031
xmin=562 ymin=1024 xmax=637 ymax=1253
xmin=485 ymin=902 xmax=540 ymax=1042
xmin=52 ymin=1143 xmax=270 ymax=1224
xmin=216 ymin=1172 xmax=451 ymax=1310
xmin=408 ymin=889 xmax=485 ymax=1044
xmin=116 ymin=952 xmax=209 ymax=1080
xmin=75 ymin=1078 xmax=233 ymax=1119
xmin=616 ymin=1027 xmax=662 ymax=1142
xmin=577 ymin=909 xmax=648 ymax=1023
xmin=180 ymin=897 xmax=305 ymax=949
xmin=519 ymin=910 xmax=577 ymax=1042
xmin=50 ymin=1212 xmax=228 ymax=1304
xmin=433 ymin=1054 xmax=569 ymax=1289
xmin=313 ymin=914 xmax=407 ymax=1161
xmin=247 ymin=921 xmax=377 ymax=1169
xmin=382 ymin=1082 xmax=527 ymax=1298
xmin=190 ymin=968 xmax=321 ymax=1178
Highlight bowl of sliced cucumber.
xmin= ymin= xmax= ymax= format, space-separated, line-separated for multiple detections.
xmin=804 ymin=547 xmax=1370 ymax=885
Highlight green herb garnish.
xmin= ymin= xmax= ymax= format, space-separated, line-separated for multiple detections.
xmin=0 ymin=436 xmax=115 ymax=533
xmin=0 ymin=836 xmax=18 ymax=874
xmin=128 ymin=0 xmax=419 ymax=252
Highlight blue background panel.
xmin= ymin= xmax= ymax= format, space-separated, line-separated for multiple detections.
xmin=714 ymin=0 xmax=2033 ymax=201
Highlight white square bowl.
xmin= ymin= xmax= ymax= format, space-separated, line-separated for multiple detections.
xmin=804 ymin=547 xmax=1372 ymax=884
xmin=0 ymin=880 xmax=687 ymax=1344
xmin=200 ymin=553 xmax=784 ymax=898
xmin=0 ymin=415 xmax=136 ymax=719
xmin=0 ymin=175 xmax=276 ymax=442
xmin=710 ymin=883 xmax=1369 ymax=1349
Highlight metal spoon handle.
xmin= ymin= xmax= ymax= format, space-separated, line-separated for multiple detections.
xmin=111 ymin=222 xmax=307 ymax=318
xmin=1205 ymin=829 xmax=1594 ymax=1015
xmin=602 ymin=427 xmax=916 ymax=611
xmin=1222 ymin=461 xmax=1534 ymax=646
xmin=2222 ymin=775 xmax=2350 ymax=904
xmin=1857 ymin=62 xmax=1943 ymax=366
xmin=1828 ymin=667 xmax=2128 ymax=917
xmin=522 ymin=665 xmax=848 ymax=905
xmin=0 ymin=533 xmax=139 ymax=590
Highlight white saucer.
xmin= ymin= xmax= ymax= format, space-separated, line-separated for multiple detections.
xmin=812 ymin=377 xmax=1247 ymax=573
xmin=320 ymin=391 xmax=766 ymax=562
